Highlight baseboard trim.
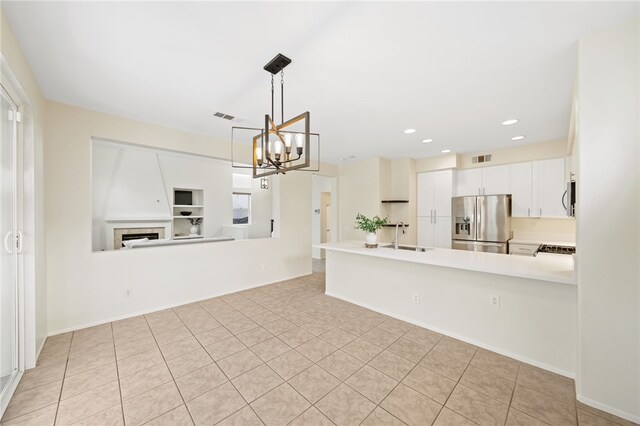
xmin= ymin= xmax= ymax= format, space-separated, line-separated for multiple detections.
xmin=47 ymin=272 xmax=311 ymax=337
xmin=326 ymin=290 xmax=575 ymax=379
xmin=576 ymin=394 xmax=640 ymax=424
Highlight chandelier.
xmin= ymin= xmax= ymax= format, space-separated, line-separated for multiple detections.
xmin=232 ymin=53 xmax=319 ymax=177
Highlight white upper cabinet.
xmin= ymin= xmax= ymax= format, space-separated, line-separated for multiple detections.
xmin=417 ymin=170 xmax=453 ymax=217
xmin=533 ymin=158 xmax=566 ymax=217
xmin=455 ymin=165 xmax=510 ymax=196
xmin=481 ymin=165 xmax=510 ymax=195
xmin=510 ymin=162 xmax=533 ymax=217
xmin=509 ymin=158 xmax=566 ymax=218
xmin=454 ymin=169 xmax=482 ymax=196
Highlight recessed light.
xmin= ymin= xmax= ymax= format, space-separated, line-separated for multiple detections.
xmin=502 ymin=119 xmax=518 ymax=126
xmin=422 ymin=139 xmax=434 ymax=144
xmin=511 ymin=135 xmax=525 ymax=141
xmin=441 ymin=149 xmax=451 ymax=153
xmin=404 ymin=128 xmax=416 ymax=134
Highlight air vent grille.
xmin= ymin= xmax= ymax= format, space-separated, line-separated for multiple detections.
xmin=213 ymin=112 xmax=235 ymax=121
xmin=472 ymin=154 xmax=492 ymax=164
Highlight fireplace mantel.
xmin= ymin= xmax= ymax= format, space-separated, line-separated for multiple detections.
xmin=104 ymin=217 xmax=172 ymax=223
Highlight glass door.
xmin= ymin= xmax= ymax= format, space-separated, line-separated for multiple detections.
xmin=0 ymin=85 xmax=19 ymax=407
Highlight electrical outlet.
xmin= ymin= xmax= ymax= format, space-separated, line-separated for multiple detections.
xmin=489 ymin=295 xmax=500 ymax=308
xmin=125 ymin=289 xmax=132 ymax=298
xmin=412 ymin=293 xmax=420 ymax=304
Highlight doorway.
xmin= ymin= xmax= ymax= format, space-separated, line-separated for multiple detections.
xmin=0 ymin=84 xmax=22 ymax=415
xmin=312 ymin=175 xmax=337 ymax=260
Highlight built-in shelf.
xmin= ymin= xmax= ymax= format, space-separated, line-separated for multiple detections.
xmin=381 ymin=200 xmax=409 ymax=203
xmin=172 ymin=188 xmax=204 ymax=239
xmin=383 ymin=224 xmax=410 ymax=227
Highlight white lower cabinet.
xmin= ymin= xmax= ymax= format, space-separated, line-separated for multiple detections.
xmin=418 ymin=216 xmax=451 ymax=248
xmin=509 ymin=242 xmax=538 ymax=256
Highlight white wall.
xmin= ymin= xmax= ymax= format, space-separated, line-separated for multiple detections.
xmin=45 ymin=101 xmax=312 ymax=334
xmin=326 ymin=250 xmax=577 ymax=376
xmin=338 ymin=157 xmax=383 ymax=241
xmin=1 ymin=9 xmax=47 ymax=367
xmin=576 ymin=18 xmax=640 ymax=422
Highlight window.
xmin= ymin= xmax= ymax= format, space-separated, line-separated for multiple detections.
xmin=232 ymin=193 xmax=251 ymax=224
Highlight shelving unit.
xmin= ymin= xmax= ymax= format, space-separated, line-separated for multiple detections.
xmin=172 ymin=188 xmax=204 ymax=239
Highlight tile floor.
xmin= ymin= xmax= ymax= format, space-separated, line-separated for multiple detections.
xmin=1 ymin=270 xmax=636 ymax=426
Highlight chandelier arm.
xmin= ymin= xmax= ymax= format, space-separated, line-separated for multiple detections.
xmin=266 ymin=157 xmax=281 ymax=169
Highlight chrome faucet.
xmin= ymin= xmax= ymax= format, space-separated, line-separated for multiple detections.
xmin=393 ymin=221 xmax=406 ymax=250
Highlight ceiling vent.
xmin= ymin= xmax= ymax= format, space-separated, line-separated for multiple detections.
xmin=213 ymin=112 xmax=235 ymax=120
xmin=472 ymin=154 xmax=492 ymax=164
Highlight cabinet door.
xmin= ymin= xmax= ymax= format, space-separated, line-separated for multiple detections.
xmin=433 ymin=216 xmax=452 ymax=248
xmin=482 ymin=165 xmax=510 ymax=195
xmin=455 ymin=169 xmax=482 ymax=196
xmin=534 ymin=158 xmax=566 ymax=217
xmin=417 ymin=216 xmax=433 ymax=247
xmin=510 ymin=162 xmax=533 ymax=217
xmin=416 ymin=172 xmax=431 ymax=217
xmin=433 ymin=170 xmax=453 ymax=217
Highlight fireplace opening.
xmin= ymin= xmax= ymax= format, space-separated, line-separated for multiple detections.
xmin=114 ymin=227 xmax=165 ymax=250
xmin=121 ymin=233 xmax=159 ymax=246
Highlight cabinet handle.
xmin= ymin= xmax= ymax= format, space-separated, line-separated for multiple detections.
xmin=539 ymin=208 xmax=542 ymax=217
xmin=483 ymin=188 xmax=486 ymax=195
xmin=16 ymin=231 xmax=23 ymax=254
xmin=478 ymin=188 xmax=481 ymax=195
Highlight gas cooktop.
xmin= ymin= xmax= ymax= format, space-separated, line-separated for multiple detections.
xmin=537 ymin=244 xmax=576 ymax=255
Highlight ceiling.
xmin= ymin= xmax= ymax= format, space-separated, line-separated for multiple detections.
xmin=3 ymin=1 xmax=638 ymax=164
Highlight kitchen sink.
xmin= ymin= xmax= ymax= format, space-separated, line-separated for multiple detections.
xmin=382 ymin=244 xmax=432 ymax=253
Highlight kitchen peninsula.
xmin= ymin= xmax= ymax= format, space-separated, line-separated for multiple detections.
xmin=319 ymin=241 xmax=577 ymax=377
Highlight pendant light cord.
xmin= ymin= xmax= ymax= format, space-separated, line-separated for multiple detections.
xmin=270 ymin=74 xmax=275 ymax=121
xmin=280 ymin=70 xmax=284 ymax=124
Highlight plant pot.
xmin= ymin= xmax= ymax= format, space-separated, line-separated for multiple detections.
xmin=365 ymin=232 xmax=377 ymax=245
xmin=189 ymin=225 xmax=199 ymax=236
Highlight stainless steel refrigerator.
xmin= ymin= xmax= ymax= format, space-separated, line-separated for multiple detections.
xmin=451 ymin=195 xmax=511 ymax=254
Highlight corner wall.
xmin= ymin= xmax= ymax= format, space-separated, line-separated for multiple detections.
xmin=576 ymin=18 xmax=639 ymax=422
xmin=45 ymin=101 xmax=312 ymax=333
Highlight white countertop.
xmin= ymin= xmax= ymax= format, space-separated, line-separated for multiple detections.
xmin=318 ymin=241 xmax=576 ymax=286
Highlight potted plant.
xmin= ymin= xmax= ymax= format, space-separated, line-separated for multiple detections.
xmin=188 ymin=217 xmax=202 ymax=236
xmin=354 ymin=213 xmax=389 ymax=246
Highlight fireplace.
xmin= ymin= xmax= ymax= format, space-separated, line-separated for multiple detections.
xmin=114 ymin=227 xmax=165 ymax=250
